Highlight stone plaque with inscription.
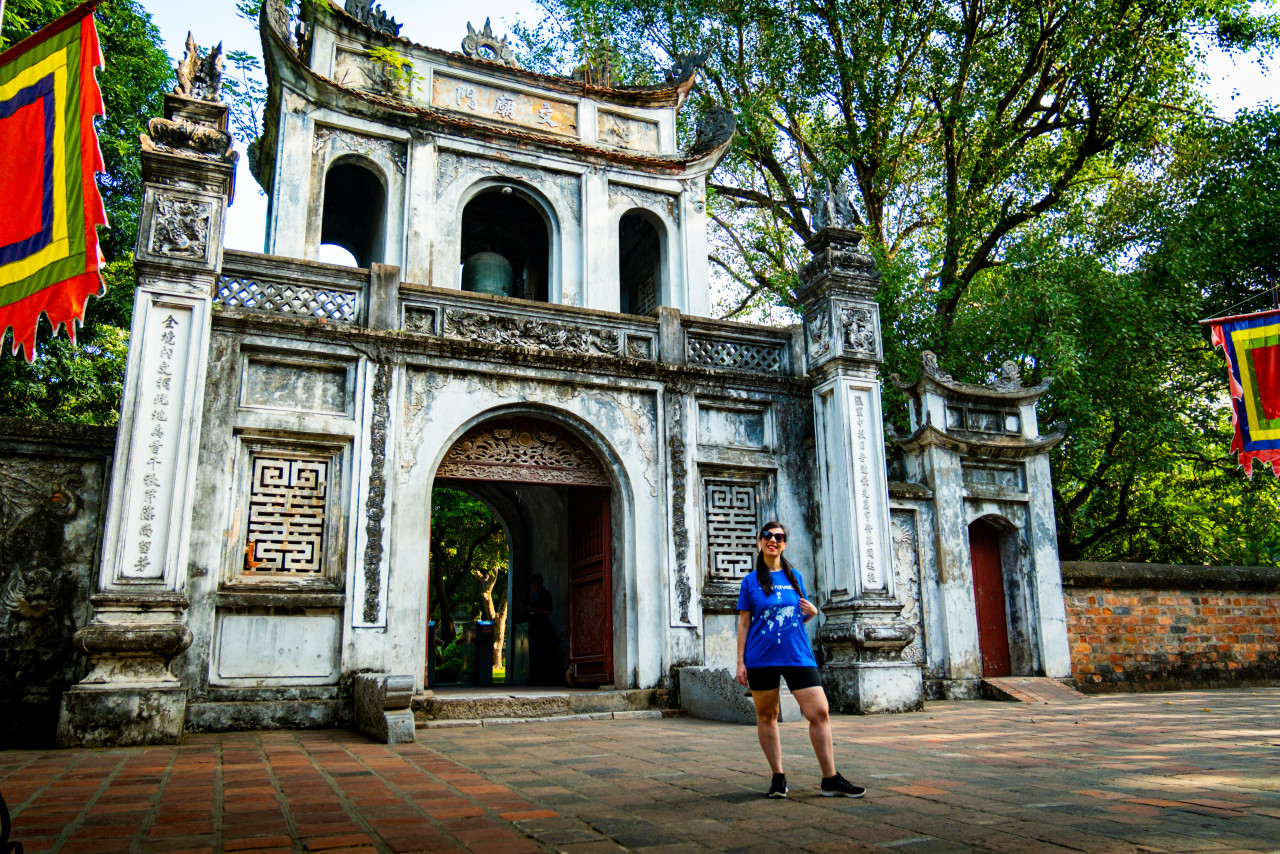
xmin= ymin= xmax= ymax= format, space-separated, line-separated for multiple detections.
xmin=432 ymin=74 xmax=578 ymax=137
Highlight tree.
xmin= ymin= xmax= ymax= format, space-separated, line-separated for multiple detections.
xmin=429 ymin=488 xmax=510 ymax=664
xmin=525 ymin=0 xmax=1280 ymax=563
xmin=0 ymin=0 xmax=172 ymax=423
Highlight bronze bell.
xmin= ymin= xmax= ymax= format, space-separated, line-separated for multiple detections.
xmin=461 ymin=251 xmax=514 ymax=297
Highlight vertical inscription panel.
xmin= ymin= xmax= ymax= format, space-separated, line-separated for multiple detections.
xmin=705 ymin=481 xmax=759 ymax=580
xmin=845 ymin=381 xmax=891 ymax=595
xmin=118 ymin=303 xmax=194 ymax=580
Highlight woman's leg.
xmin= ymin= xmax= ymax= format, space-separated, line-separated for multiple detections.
xmin=792 ymin=686 xmax=836 ymax=777
xmin=750 ymin=689 xmax=784 ymax=773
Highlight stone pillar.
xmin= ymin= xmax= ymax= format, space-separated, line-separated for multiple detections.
xmin=57 ymin=43 xmax=236 ymax=748
xmin=800 ymin=228 xmax=923 ymax=714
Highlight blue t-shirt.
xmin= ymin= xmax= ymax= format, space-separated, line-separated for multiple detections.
xmin=737 ymin=569 xmax=817 ymax=668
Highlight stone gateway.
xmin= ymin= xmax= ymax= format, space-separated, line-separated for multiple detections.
xmin=48 ymin=0 xmax=1071 ymax=747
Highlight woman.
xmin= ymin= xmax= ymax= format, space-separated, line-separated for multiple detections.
xmin=735 ymin=521 xmax=866 ymax=799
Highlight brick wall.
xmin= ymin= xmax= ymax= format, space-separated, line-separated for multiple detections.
xmin=1062 ymin=562 xmax=1280 ymax=692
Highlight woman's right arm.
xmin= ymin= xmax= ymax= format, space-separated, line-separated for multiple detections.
xmin=735 ymin=610 xmax=751 ymax=687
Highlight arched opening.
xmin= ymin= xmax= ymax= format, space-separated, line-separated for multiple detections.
xmin=426 ymin=487 xmax=511 ymax=687
xmin=460 ymin=187 xmax=551 ymax=301
xmin=618 ymin=210 xmax=661 ymax=315
xmin=320 ymin=160 xmax=385 ymax=268
xmin=968 ymin=517 xmax=1012 ymax=677
xmin=428 ymin=416 xmax=614 ymax=688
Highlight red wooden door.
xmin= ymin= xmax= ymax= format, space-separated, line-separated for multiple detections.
xmin=567 ymin=488 xmax=613 ymax=684
xmin=968 ymin=519 xmax=1012 ymax=677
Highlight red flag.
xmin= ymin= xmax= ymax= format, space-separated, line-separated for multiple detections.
xmin=0 ymin=0 xmax=107 ymax=360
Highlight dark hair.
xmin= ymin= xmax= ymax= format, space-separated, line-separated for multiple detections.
xmin=755 ymin=521 xmax=799 ymax=596
xmin=530 ymin=574 xmax=544 ymax=585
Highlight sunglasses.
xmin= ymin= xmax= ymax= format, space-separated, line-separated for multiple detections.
xmin=759 ymin=531 xmax=787 ymax=543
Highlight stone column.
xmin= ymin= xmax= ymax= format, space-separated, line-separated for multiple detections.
xmin=800 ymin=228 xmax=923 ymax=714
xmin=57 ymin=45 xmax=236 ymax=747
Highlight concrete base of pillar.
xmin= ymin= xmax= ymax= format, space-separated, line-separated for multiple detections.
xmin=56 ymin=683 xmax=187 ymax=748
xmin=821 ymin=662 xmax=923 ymax=714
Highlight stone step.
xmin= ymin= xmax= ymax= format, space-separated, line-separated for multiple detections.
xmin=981 ymin=677 xmax=1090 ymax=705
xmin=417 ymin=708 xmax=687 ymax=729
xmin=412 ymin=687 xmax=676 ymax=726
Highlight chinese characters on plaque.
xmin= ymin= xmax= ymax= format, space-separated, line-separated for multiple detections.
xmin=120 ymin=306 xmax=191 ymax=580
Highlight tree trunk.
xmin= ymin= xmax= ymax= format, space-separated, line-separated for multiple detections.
xmin=494 ymin=596 xmax=508 ymax=669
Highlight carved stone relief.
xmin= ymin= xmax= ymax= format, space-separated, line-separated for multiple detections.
xmin=402 ymin=306 xmax=437 ymax=334
xmin=0 ymin=457 xmax=99 ymax=723
xmin=436 ymin=152 xmax=581 ymax=221
xmin=399 ymin=371 xmax=447 ymax=484
xmin=890 ymin=511 xmax=926 ymax=665
xmin=840 ymin=303 xmax=877 ymax=358
xmin=609 ymin=184 xmax=679 ymax=224
xmin=437 ymin=418 xmax=609 ymax=487
xmin=806 ymin=305 xmax=830 ymax=361
xmin=363 ymin=360 xmax=390 ymax=624
xmin=598 ymin=112 xmax=660 ymax=153
xmin=443 ymin=308 xmax=623 ymax=357
xmin=313 ymin=126 xmax=407 ymax=175
xmin=667 ymin=388 xmax=692 ymax=625
xmin=149 ymin=195 xmax=211 ymax=260
xmin=681 ymin=178 xmax=706 ymax=214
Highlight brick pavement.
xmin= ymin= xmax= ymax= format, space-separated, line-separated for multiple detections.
xmin=3 ymin=689 xmax=1279 ymax=853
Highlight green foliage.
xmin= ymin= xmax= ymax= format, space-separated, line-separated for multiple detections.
xmin=365 ymin=46 xmax=420 ymax=96
xmin=0 ymin=0 xmax=171 ymax=424
xmin=536 ymin=0 xmax=1280 ymax=564
xmin=429 ymin=488 xmax=509 ymax=640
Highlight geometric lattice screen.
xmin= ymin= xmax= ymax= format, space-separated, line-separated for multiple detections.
xmin=706 ymin=481 xmax=759 ymax=579
xmin=244 ymin=457 xmax=328 ymax=574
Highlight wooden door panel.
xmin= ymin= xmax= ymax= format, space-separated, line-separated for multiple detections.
xmin=568 ymin=488 xmax=612 ymax=683
xmin=969 ymin=519 xmax=1012 ymax=677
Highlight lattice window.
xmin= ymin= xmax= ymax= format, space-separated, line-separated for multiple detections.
xmin=706 ymin=481 xmax=759 ymax=579
xmin=686 ymin=335 xmax=787 ymax=375
xmin=244 ymin=457 xmax=328 ymax=575
xmin=215 ymin=276 xmax=359 ymax=323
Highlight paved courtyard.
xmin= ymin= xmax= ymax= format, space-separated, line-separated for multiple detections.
xmin=2 ymin=689 xmax=1279 ymax=854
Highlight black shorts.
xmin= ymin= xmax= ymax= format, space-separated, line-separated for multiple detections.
xmin=746 ymin=665 xmax=822 ymax=692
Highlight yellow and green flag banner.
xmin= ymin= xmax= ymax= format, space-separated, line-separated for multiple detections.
xmin=1208 ymin=307 xmax=1280 ymax=478
xmin=0 ymin=0 xmax=106 ymax=360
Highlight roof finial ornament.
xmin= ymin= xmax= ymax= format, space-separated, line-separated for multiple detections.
xmin=664 ymin=51 xmax=709 ymax=84
xmin=461 ymin=18 xmax=521 ymax=67
xmin=811 ymin=176 xmax=857 ymax=232
xmin=174 ymin=33 xmax=223 ymax=102
xmin=920 ymin=351 xmax=953 ymax=382
xmin=992 ymin=360 xmax=1024 ymax=391
xmin=344 ymin=0 xmax=402 ymax=37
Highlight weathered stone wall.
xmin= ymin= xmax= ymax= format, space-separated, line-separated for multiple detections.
xmin=0 ymin=418 xmax=115 ymax=746
xmin=1063 ymin=562 xmax=1280 ymax=693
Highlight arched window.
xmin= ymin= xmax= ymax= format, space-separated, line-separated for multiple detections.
xmin=618 ymin=211 xmax=661 ymax=316
xmin=459 ymin=187 xmax=550 ymax=301
xmin=320 ymin=160 xmax=385 ymax=268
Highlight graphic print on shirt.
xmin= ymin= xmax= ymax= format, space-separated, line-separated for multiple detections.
xmin=758 ymin=594 xmax=801 ymax=646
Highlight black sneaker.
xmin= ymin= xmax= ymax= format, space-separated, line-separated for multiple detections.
xmin=820 ymin=773 xmax=866 ymax=798
xmin=767 ymin=773 xmax=788 ymax=798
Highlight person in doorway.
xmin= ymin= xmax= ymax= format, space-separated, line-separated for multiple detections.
xmin=736 ymin=521 xmax=866 ymax=799
xmin=522 ymin=574 xmax=554 ymax=683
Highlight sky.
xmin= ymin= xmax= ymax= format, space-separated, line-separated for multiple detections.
xmin=139 ymin=0 xmax=1276 ymax=255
